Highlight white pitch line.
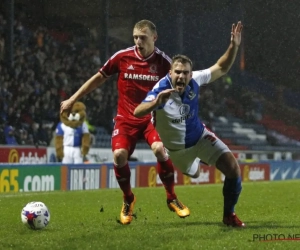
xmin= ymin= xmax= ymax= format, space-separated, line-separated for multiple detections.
xmin=0 ymin=192 xmax=59 ymax=198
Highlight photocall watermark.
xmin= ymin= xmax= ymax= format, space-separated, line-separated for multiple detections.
xmin=253 ymin=234 xmax=300 ymax=242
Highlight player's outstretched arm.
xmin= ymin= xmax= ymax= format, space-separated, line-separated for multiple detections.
xmin=134 ymin=89 xmax=176 ymax=117
xmin=208 ymin=21 xmax=243 ymax=83
xmin=60 ymin=72 xmax=107 ymax=114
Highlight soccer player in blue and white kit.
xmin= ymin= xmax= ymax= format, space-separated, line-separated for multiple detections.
xmin=134 ymin=22 xmax=245 ymax=227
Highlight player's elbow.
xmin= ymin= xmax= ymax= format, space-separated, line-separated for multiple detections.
xmin=133 ymin=107 xmax=143 ymax=118
xmin=220 ymin=67 xmax=230 ymax=75
xmin=134 ymin=102 xmax=153 ymax=117
xmin=216 ymin=64 xmax=229 ymax=75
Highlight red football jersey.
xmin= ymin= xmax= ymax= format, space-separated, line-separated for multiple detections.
xmin=99 ymin=46 xmax=171 ymax=123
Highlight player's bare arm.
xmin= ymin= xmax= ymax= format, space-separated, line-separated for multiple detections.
xmin=134 ymin=89 xmax=176 ymax=117
xmin=208 ymin=21 xmax=243 ymax=83
xmin=60 ymin=72 xmax=107 ymax=114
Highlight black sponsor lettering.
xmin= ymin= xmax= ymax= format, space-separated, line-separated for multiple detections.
xmin=171 ymin=113 xmax=193 ymax=123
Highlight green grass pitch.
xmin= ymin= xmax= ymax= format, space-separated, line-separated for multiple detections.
xmin=1 ymin=180 xmax=300 ymax=250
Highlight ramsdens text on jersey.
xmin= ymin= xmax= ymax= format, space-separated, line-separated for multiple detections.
xmin=124 ymin=73 xmax=160 ymax=81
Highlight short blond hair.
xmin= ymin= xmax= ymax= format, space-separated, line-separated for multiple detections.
xmin=134 ymin=20 xmax=157 ymax=35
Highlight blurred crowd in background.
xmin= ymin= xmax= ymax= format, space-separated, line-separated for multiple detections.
xmin=0 ymin=13 xmax=119 ymax=146
xmin=0 ymin=11 xmax=300 ymax=149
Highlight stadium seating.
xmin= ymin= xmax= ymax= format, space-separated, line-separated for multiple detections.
xmin=212 ymin=116 xmax=265 ymax=150
xmin=210 ymin=115 xmax=300 ymax=152
xmin=258 ymin=115 xmax=300 ymax=141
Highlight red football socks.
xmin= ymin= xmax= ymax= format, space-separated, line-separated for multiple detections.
xmin=114 ymin=163 xmax=134 ymax=203
xmin=157 ymin=158 xmax=177 ymax=200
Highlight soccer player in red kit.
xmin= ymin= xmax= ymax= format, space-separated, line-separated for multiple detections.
xmin=60 ymin=20 xmax=190 ymax=224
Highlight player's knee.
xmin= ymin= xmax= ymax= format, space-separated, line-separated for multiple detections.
xmin=228 ymin=162 xmax=241 ymax=178
xmin=151 ymin=142 xmax=165 ymax=158
xmin=113 ymin=149 xmax=128 ymax=167
xmin=216 ymin=152 xmax=241 ymax=178
xmin=222 ymin=163 xmax=240 ymax=178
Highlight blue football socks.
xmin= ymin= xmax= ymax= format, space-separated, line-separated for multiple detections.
xmin=223 ymin=176 xmax=242 ymax=216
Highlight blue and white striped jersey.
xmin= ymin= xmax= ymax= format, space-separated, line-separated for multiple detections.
xmin=56 ymin=121 xmax=89 ymax=147
xmin=143 ymin=69 xmax=211 ymax=150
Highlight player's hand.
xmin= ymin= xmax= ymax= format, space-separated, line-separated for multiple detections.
xmin=231 ymin=21 xmax=243 ymax=47
xmin=156 ymin=89 xmax=176 ymax=106
xmin=60 ymin=99 xmax=75 ymax=114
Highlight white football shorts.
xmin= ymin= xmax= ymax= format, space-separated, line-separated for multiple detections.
xmin=165 ymin=127 xmax=230 ymax=176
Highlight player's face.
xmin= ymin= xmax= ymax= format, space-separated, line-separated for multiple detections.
xmin=169 ymin=62 xmax=192 ymax=95
xmin=133 ymin=27 xmax=157 ymax=58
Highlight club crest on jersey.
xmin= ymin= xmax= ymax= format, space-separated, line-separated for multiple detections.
xmin=179 ymin=104 xmax=190 ymax=115
xmin=188 ymin=90 xmax=196 ymax=100
xmin=112 ymin=129 xmax=119 ymax=137
xmin=145 ymin=95 xmax=155 ymax=101
xmin=148 ymin=64 xmax=158 ymax=74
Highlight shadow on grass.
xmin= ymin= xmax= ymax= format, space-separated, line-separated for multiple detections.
xmin=166 ymin=221 xmax=223 ymax=227
xmin=243 ymin=221 xmax=300 ymax=229
xmin=112 ymin=218 xmax=224 ymax=229
xmin=179 ymin=220 xmax=300 ymax=230
xmin=112 ymin=218 xmax=300 ymax=231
